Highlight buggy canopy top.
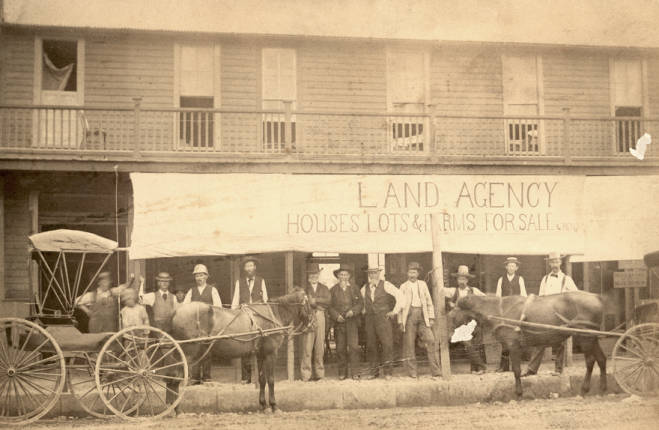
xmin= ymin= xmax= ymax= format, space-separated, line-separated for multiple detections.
xmin=29 ymin=229 xmax=118 ymax=253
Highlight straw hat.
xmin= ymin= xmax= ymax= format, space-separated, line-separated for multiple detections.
xmin=155 ymin=272 xmax=173 ymax=281
xmin=503 ymin=257 xmax=521 ymax=267
xmin=240 ymin=255 xmax=260 ymax=267
xmin=363 ymin=265 xmax=382 ymax=273
xmin=451 ymin=265 xmax=475 ymax=278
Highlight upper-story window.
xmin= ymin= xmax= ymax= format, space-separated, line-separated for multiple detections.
xmin=262 ymin=48 xmax=297 ymax=151
xmin=387 ymin=50 xmax=428 ymax=152
xmin=176 ymin=44 xmax=219 ymax=148
xmin=612 ymin=59 xmax=643 ymax=153
xmin=502 ymin=55 xmax=542 ymax=154
xmin=34 ymin=37 xmax=85 ymax=148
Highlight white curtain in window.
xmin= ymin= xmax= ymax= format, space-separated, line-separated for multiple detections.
xmin=614 ymin=59 xmax=642 ymax=107
xmin=262 ymin=48 xmax=297 ymax=109
xmin=180 ymin=45 xmax=214 ymax=96
xmin=388 ymin=51 xmax=425 ymax=105
xmin=502 ymin=55 xmax=538 ymax=105
xmin=42 ymin=53 xmax=74 ymax=91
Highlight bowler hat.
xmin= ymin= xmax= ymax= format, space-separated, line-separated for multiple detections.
xmin=545 ymin=252 xmax=564 ymax=261
xmin=155 ymin=272 xmax=173 ymax=281
xmin=451 ymin=265 xmax=475 ymax=278
xmin=407 ymin=261 xmax=423 ymax=273
xmin=503 ymin=257 xmax=521 ymax=267
xmin=306 ymin=263 xmax=321 ymax=274
xmin=240 ymin=255 xmax=260 ymax=267
xmin=333 ymin=263 xmax=354 ymax=278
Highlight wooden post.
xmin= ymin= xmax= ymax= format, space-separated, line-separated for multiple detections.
xmin=564 ymin=255 xmax=573 ymax=367
xmin=285 ymin=251 xmax=295 ymax=382
xmin=230 ymin=257 xmax=242 ymax=383
xmin=430 ymin=214 xmax=451 ymax=379
xmin=28 ymin=191 xmax=39 ymax=301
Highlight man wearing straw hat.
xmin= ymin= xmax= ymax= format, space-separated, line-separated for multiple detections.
xmin=398 ymin=262 xmax=441 ymax=378
xmin=138 ymin=272 xmax=178 ymax=333
xmin=301 ymin=263 xmax=332 ymax=382
xmin=329 ymin=263 xmax=363 ymax=380
xmin=523 ymin=252 xmax=578 ymax=377
xmin=495 ymin=257 xmax=527 ymax=372
xmin=360 ymin=265 xmax=401 ymax=380
xmin=444 ymin=265 xmax=487 ymax=374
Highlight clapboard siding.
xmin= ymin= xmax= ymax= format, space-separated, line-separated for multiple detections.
xmin=431 ymin=47 xmax=504 ymax=155
xmin=3 ymin=189 xmax=30 ymax=300
xmin=0 ymin=33 xmax=34 ymax=105
xmin=220 ymin=43 xmax=260 ymax=152
xmin=298 ymin=42 xmax=387 ymax=154
xmin=84 ymin=35 xmax=174 ymax=151
xmin=543 ymin=52 xmax=612 ymax=156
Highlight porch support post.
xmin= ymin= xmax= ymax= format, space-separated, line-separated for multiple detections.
xmin=230 ymin=256 xmax=242 ymax=383
xmin=564 ymin=255 xmax=573 ymax=367
xmin=430 ymin=214 xmax=451 ymax=379
xmin=285 ymin=251 xmax=295 ymax=381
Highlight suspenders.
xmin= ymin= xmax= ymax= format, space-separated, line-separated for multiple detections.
xmin=543 ymin=274 xmax=568 ymax=293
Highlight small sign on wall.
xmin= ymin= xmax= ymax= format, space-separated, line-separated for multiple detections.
xmin=613 ymin=269 xmax=647 ymax=288
xmin=618 ymin=260 xmax=645 ymax=270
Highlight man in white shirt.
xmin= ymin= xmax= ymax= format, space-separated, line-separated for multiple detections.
xmin=138 ymin=272 xmax=178 ymax=333
xmin=523 ymin=252 xmax=578 ymax=376
xmin=444 ymin=265 xmax=487 ymax=374
xmin=398 ymin=262 xmax=441 ymax=378
xmin=183 ymin=264 xmax=221 ymax=384
xmin=360 ymin=266 xmax=400 ymax=380
xmin=495 ymin=257 xmax=526 ymax=372
xmin=231 ymin=256 xmax=269 ymax=384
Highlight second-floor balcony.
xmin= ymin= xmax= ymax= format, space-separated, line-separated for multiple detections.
xmin=1 ymin=101 xmax=657 ymax=164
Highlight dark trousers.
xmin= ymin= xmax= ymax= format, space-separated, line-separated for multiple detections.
xmin=462 ymin=325 xmax=486 ymax=372
xmin=403 ymin=307 xmax=441 ymax=377
xmin=334 ymin=319 xmax=359 ymax=377
xmin=364 ymin=312 xmax=394 ymax=376
xmin=191 ymin=345 xmax=212 ymax=382
xmin=527 ymin=341 xmax=565 ymax=373
xmin=241 ymin=354 xmax=252 ymax=382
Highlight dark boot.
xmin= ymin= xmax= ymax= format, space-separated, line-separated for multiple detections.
xmin=496 ymin=354 xmax=510 ymax=372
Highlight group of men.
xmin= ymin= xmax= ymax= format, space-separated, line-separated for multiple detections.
xmin=77 ymin=251 xmax=578 ymax=384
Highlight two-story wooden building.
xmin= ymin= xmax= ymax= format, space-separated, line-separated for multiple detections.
xmin=1 ymin=0 xmax=658 ymax=352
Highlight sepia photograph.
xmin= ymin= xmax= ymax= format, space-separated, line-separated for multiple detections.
xmin=0 ymin=0 xmax=658 ymax=429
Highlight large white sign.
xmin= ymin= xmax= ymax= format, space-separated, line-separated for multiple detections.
xmin=129 ymin=173 xmax=586 ymax=259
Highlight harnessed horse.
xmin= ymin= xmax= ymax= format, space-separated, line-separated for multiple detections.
xmin=171 ymin=288 xmax=313 ymax=412
xmin=449 ymin=291 xmax=607 ymax=398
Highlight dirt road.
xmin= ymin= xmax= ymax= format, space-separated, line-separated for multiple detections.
xmin=28 ymin=394 xmax=658 ymax=430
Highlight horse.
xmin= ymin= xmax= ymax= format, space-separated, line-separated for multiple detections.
xmin=449 ymin=291 xmax=607 ymax=399
xmin=171 ymin=288 xmax=313 ymax=413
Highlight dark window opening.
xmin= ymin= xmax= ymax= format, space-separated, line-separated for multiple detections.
xmin=42 ymin=40 xmax=77 ymax=92
xmin=615 ymin=106 xmax=642 ymax=153
xmin=508 ymin=121 xmax=539 ymax=153
xmin=392 ymin=121 xmax=424 ymax=151
xmin=262 ymin=120 xmax=296 ymax=151
xmin=180 ymin=96 xmax=214 ymax=147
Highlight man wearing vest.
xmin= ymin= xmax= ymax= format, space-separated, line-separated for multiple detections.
xmin=523 ymin=252 xmax=578 ymax=377
xmin=231 ymin=256 xmax=269 ymax=384
xmin=301 ymin=263 xmax=331 ymax=382
xmin=495 ymin=257 xmax=527 ymax=372
xmin=138 ymin=272 xmax=178 ymax=333
xmin=398 ymin=262 xmax=441 ymax=378
xmin=329 ymin=263 xmax=363 ymax=380
xmin=444 ymin=265 xmax=487 ymax=374
xmin=184 ymin=264 xmax=222 ymax=384
xmin=360 ymin=266 xmax=400 ymax=380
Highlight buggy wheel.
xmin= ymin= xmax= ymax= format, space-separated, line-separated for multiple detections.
xmin=95 ymin=326 xmax=188 ymax=420
xmin=612 ymin=323 xmax=659 ymax=396
xmin=0 ymin=318 xmax=66 ymax=425
xmin=67 ymin=353 xmax=142 ymax=418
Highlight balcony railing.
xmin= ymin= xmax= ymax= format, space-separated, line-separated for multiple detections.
xmin=1 ymin=100 xmax=657 ymax=161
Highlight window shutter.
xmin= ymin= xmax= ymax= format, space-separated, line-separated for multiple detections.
xmin=262 ymin=49 xmax=281 ymax=101
xmin=279 ymin=49 xmax=297 ymax=101
xmin=614 ymin=59 xmax=642 ymax=107
xmin=502 ymin=55 xmax=538 ymax=105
